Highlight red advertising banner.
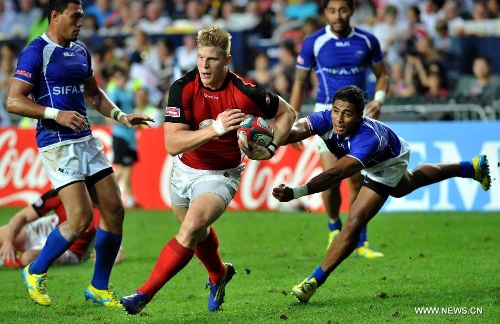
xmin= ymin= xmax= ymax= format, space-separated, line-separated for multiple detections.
xmin=0 ymin=127 xmax=349 ymax=212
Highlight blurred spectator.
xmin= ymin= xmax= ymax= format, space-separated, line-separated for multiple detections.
xmin=0 ymin=42 xmax=16 ymax=113
xmin=12 ymin=0 xmax=43 ymax=39
xmin=424 ymin=67 xmax=449 ymax=103
xmin=351 ymin=0 xmax=376 ymax=26
xmin=0 ymin=0 xmax=16 ymax=39
xmin=166 ymin=0 xmax=188 ymax=21
xmin=126 ymin=29 xmax=161 ymax=72
xmin=456 ymin=56 xmax=499 ymax=103
xmin=84 ymin=0 xmax=114 ymax=29
xmin=125 ymin=0 xmax=145 ymax=33
xmin=128 ymin=50 xmax=163 ymax=106
xmin=443 ymin=0 xmax=465 ymax=36
xmin=133 ymin=87 xmax=162 ymax=128
xmin=174 ymin=34 xmax=198 ymax=75
xmin=137 ymin=0 xmax=171 ymax=35
xmin=106 ymin=65 xmax=139 ymax=209
xmin=487 ymin=0 xmax=500 ymax=18
xmin=271 ymin=41 xmax=296 ymax=99
xmin=246 ymin=51 xmax=273 ymax=91
xmin=26 ymin=0 xmax=49 ymax=43
xmin=99 ymin=0 xmax=132 ymax=35
xmin=470 ymin=1 xmax=489 ymax=20
xmin=389 ymin=59 xmax=416 ymax=98
xmin=375 ymin=0 xmax=421 ymax=25
xmin=419 ymin=0 xmax=446 ymax=39
xmin=214 ymin=0 xmax=260 ymax=31
xmin=372 ymin=4 xmax=405 ymax=65
xmin=154 ymin=38 xmax=178 ymax=96
xmin=433 ymin=18 xmax=461 ymax=85
xmin=405 ymin=36 xmax=446 ymax=95
xmin=402 ymin=5 xmax=428 ymax=56
xmin=80 ymin=14 xmax=99 ymax=40
xmin=282 ymin=0 xmax=319 ymax=22
xmin=170 ymin=0 xmax=214 ymax=32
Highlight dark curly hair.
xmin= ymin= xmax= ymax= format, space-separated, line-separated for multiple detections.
xmin=333 ymin=85 xmax=366 ymax=114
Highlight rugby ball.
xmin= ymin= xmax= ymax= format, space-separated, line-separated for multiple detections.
xmin=237 ymin=115 xmax=273 ymax=149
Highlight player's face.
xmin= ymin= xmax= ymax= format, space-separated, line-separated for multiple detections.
xmin=54 ymin=3 xmax=83 ymax=43
xmin=330 ymin=99 xmax=362 ymax=136
xmin=324 ymin=0 xmax=353 ymax=36
xmin=197 ymin=45 xmax=231 ymax=90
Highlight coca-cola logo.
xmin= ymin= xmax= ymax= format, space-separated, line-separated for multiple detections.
xmin=0 ymin=128 xmax=113 ymax=206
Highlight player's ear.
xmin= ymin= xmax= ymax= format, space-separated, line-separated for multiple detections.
xmin=225 ymin=55 xmax=232 ymax=66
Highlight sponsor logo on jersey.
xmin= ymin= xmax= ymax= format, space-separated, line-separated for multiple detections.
xmin=335 ymin=41 xmax=350 ymax=47
xmin=63 ymin=52 xmax=75 ymax=57
xmin=53 ymin=84 xmax=84 ymax=95
xmin=15 ymin=70 xmax=31 ymax=78
xmin=34 ymin=198 xmax=44 ymax=208
xmin=166 ymin=107 xmax=180 ymax=118
xmin=204 ymin=93 xmax=219 ymax=100
xmin=265 ymin=94 xmax=271 ymax=105
xmin=321 ymin=66 xmax=365 ymax=76
xmin=297 ymin=55 xmax=304 ymax=65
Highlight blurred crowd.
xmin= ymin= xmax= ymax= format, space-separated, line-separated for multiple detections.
xmin=1 ymin=0 xmax=500 ymax=127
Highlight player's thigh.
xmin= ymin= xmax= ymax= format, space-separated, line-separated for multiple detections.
xmin=346 ymin=172 xmax=363 ymax=192
xmin=348 ymin=186 xmax=387 ymax=227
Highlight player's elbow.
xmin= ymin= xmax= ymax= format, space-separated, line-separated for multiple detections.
xmin=165 ymin=142 xmax=181 ymax=156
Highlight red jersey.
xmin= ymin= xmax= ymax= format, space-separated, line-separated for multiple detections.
xmin=31 ymin=189 xmax=100 ymax=258
xmin=165 ymin=69 xmax=280 ymax=170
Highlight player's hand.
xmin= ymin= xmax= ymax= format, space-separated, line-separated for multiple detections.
xmin=272 ymin=184 xmax=294 ymax=202
xmin=213 ymin=109 xmax=246 ymax=136
xmin=364 ymin=100 xmax=381 ymax=119
xmin=119 ymin=113 xmax=155 ymax=128
xmin=238 ymin=139 xmax=273 ymax=160
xmin=0 ymin=240 xmax=16 ymax=262
xmin=56 ymin=110 xmax=89 ymax=132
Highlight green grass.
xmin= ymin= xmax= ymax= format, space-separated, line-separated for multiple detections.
xmin=0 ymin=208 xmax=499 ymax=323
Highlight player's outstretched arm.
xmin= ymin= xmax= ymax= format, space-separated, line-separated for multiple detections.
xmin=84 ymin=76 xmax=154 ymax=128
xmin=273 ymin=156 xmax=363 ymax=202
xmin=0 ymin=206 xmax=39 ymax=262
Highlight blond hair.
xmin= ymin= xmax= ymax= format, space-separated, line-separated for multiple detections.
xmin=197 ymin=27 xmax=232 ymax=57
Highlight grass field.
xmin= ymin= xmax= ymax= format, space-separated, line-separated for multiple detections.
xmin=0 ymin=208 xmax=499 ymax=323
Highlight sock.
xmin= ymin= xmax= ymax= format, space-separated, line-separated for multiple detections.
xmin=195 ymin=226 xmax=225 ymax=284
xmin=328 ymin=219 xmax=342 ymax=232
xmin=91 ymin=228 xmax=122 ymax=290
xmin=138 ymin=237 xmax=194 ymax=301
xmin=311 ymin=265 xmax=329 ymax=287
xmin=357 ymin=226 xmax=367 ymax=248
xmin=30 ymin=227 xmax=71 ymax=274
xmin=459 ymin=161 xmax=475 ymax=178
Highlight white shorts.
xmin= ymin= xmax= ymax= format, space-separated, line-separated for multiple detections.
xmin=361 ymin=137 xmax=411 ymax=187
xmin=170 ymin=156 xmax=244 ymax=208
xmin=39 ymin=136 xmax=112 ymax=190
xmin=24 ymin=215 xmax=80 ymax=265
xmin=314 ymin=103 xmax=332 ymax=154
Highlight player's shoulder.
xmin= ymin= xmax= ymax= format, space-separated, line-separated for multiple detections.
xmin=22 ymin=36 xmax=48 ymax=56
xmin=352 ymin=26 xmax=379 ymax=42
xmin=171 ymin=68 xmax=198 ymax=89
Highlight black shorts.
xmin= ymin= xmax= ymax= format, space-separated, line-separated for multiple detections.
xmin=112 ymin=136 xmax=138 ymax=166
xmin=362 ymin=175 xmax=392 ymax=199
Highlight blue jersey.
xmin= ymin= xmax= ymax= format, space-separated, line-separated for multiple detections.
xmin=306 ymin=111 xmax=402 ymax=168
xmin=13 ymin=34 xmax=94 ymax=148
xmin=296 ymin=26 xmax=384 ymax=104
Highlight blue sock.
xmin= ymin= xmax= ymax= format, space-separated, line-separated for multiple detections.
xmin=310 ymin=265 xmax=329 ymax=287
xmin=459 ymin=161 xmax=475 ymax=178
xmin=91 ymin=228 xmax=122 ymax=290
xmin=328 ymin=219 xmax=342 ymax=232
xmin=357 ymin=226 xmax=367 ymax=248
xmin=30 ymin=228 xmax=71 ymax=274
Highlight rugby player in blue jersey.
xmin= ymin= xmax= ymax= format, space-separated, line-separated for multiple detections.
xmin=5 ymin=0 xmax=153 ymax=307
xmin=289 ymin=0 xmax=390 ymax=257
xmin=270 ymin=85 xmax=491 ymax=303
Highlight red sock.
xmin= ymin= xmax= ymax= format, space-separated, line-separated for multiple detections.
xmin=195 ymin=226 xmax=225 ymax=284
xmin=138 ymin=238 xmax=194 ymax=300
